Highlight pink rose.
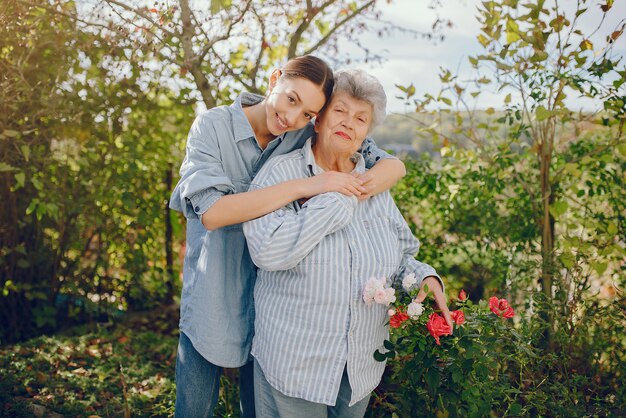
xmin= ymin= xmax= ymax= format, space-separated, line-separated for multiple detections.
xmin=374 ymin=289 xmax=388 ymax=305
xmin=451 ymin=310 xmax=465 ymax=325
xmin=489 ymin=296 xmax=515 ymax=318
xmin=458 ymin=290 xmax=467 ymax=301
xmin=426 ymin=312 xmax=452 ymax=345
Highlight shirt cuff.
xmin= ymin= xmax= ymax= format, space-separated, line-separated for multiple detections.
xmin=187 ymin=189 xmax=225 ymax=218
xmin=418 ymin=271 xmax=445 ymax=295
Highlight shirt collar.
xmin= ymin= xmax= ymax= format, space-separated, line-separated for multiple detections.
xmin=231 ymin=92 xmax=265 ymax=142
xmin=302 ymin=136 xmax=366 ymax=177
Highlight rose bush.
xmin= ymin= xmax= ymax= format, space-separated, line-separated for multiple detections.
xmin=372 ymin=291 xmax=527 ymax=417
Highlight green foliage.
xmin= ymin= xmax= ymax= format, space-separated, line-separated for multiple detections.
xmin=0 ymin=2 xmax=192 ymax=343
xmin=0 ymin=316 xmax=178 ymax=416
xmin=382 ymin=2 xmax=625 ymax=415
xmin=0 ymin=308 xmax=249 ymax=417
xmin=374 ymin=297 xmax=529 ymax=417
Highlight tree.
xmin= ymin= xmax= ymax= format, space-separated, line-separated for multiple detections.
xmin=399 ymin=0 xmax=625 ymax=343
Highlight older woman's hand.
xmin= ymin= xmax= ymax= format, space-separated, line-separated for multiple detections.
xmin=414 ymin=276 xmax=454 ymax=330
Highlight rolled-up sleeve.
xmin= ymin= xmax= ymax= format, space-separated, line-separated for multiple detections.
xmin=243 ymin=158 xmax=357 ymax=271
xmin=170 ymin=114 xmax=235 ymax=219
xmin=359 ymin=137 xmax=397 ymax=169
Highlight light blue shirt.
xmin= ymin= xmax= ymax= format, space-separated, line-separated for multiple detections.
xmin=169 ymin=93 xmax=394 ymax=368
xmin=243 ymin=138 xmax=441 ymax=405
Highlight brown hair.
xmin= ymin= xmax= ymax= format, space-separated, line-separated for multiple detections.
xmin=280 ymin=55 xmax=334 ymax=104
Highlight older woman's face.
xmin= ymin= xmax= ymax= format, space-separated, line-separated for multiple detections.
xmin=314 ymin=91 xmax=373 ymax=155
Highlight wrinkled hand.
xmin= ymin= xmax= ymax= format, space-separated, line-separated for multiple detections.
xmin=414 ymin=276 xmax=453 ymax=330
xmin=305 ymin=171 xmax=367 ymax=198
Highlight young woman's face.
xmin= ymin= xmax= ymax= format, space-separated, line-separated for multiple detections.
xmin=314 ymin=91 xmax=373 ymax=156
xmin=265 ymin=74 xmax=327 ymax=136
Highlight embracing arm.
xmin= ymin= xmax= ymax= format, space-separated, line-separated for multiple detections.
xmin=360 ymin=158 xmax=406 ymax=197
xmin=202 ymin=170 xmax=365 ymax=230
xmin=358 ymin=137 xmax=406 ymax=198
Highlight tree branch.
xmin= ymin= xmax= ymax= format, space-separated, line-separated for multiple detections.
xmin=304 ymin=0 xmax=376 ymax=56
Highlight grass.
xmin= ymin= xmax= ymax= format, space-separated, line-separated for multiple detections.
xmin=0 ymin=305 xmax=242 ymax=417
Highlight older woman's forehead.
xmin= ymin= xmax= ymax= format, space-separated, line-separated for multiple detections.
xmin=329 ymin=93 xmax=373 ymax=114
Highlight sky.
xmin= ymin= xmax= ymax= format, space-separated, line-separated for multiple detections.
xmin=336 ymin=0 xmax=626 ymax=113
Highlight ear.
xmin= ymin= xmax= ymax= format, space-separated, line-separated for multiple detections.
xmin=268 ymin=69 xmax=282 ymax=92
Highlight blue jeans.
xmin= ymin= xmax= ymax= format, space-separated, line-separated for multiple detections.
xmin=175 ymin=332 xmax=255 ymax=417
xmin=254 ymin=359 xmax=370 ymax=418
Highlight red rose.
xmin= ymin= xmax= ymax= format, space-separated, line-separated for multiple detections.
xmin=389 ymin=311 xmax=409 ymax=328
xmin=451 ymin=310 xmax=465 ymax=325
xmin=458 ymin=290 xmax=467 ymax=301
xmin=426 ymin=312 xmax=452 ymax=345
xmin=489 ymin=296 xmax=515 ymax=318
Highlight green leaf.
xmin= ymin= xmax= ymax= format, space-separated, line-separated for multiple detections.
xmin=580 ymin=39 xmax=593 ymax=51
xmin=617 ymin=143 xmax=626 ymax=156
xmin=14 ymin=172 xmax=25 ymax=189
xmin=20 ymin=145 xmax=30 ymax=162
xmin=536 ymin=105 xmax=551 ymax=121
xmin=425 ymin=367 xmax=440 ymax=390
xmin=559 ymin=252 xmax=575 ymax=269
xmin=373 ymin=349 xmax=387 ymax=362
xmin=2 ymin=129 xmax=19 ymax=138
xmin=506 ymin=19 xmax=520 ymax=43
xmin=550 ymin=200 xmax=568 ymax=217
xmin=477 ymin=34 xmax=490 ymax=47
xmin=510 ymin=403 xmax=522 ymax=415
xmin=590 ymin=261 xmax=608 ymax=275
xmin=383 ymin=339 xmax=394 ymax=350
xmin=26 ymin=200 xmax=38 ymax=216
xmin=0 ymin=162 xmax=15 ymax=172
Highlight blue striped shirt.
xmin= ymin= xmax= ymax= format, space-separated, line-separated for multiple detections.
xmin=243 ymin=138 xmax=441 ymax=406
xmin=169 ymin=93 xmax=395 ymax=368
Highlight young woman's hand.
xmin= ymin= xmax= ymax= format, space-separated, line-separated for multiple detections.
xmin=355 ymin=172 xmax=375 ymax=201
xmin=304 ymin=171 xmax=368 ymax=198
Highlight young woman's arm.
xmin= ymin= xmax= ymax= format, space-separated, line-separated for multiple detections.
xmin=357 ymin=137 xmax=406 ymax=198
xmin=358 ymin=158 xmax=406 ymax=198
xmin=201 ymin=170 xmax=365 ymax=230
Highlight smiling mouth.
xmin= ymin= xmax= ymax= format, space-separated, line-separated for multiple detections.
xmin=276 ymin=115 xmax=288 ymax=130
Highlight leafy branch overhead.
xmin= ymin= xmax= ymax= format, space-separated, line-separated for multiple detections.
xmin=41 ymin=0 xmax=441 ymax=109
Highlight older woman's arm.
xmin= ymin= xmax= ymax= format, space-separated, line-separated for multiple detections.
xmin=243 ymin=158 xmax=357 ymax=271
xmin=386 ymin=194 xmax=453 ymax=327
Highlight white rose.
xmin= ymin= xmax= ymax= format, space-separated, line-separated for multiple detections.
xmin=407 ymin=301 xmax=424 ymax=320
xmin=402 ymin=273 xmax=417 ymax=291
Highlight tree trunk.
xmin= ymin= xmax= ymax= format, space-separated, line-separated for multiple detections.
xmin=539 ymin=138 xmax=555 ymax=347
xmin=164 ymin=164 xmax=174 ymax=303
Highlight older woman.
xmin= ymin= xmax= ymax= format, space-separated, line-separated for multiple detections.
xmin=243 ymin=69 xmax=452 ymax=417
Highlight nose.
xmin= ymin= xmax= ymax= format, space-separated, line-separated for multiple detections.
xmin=340 ymin=113 xmax=354 ymax=130
xmin=285 ymin=109 xmax=300 ymax=127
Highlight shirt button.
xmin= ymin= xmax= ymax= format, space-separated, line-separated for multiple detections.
xmin=195 ymin=206 xmax=200 ymax=212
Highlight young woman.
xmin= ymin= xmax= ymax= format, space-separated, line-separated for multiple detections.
xmin=169 ymin=55 xmax=406 ymax=417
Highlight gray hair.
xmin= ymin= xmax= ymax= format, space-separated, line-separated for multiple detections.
xmin=332 ymin=69 xmax=387 ymax=131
